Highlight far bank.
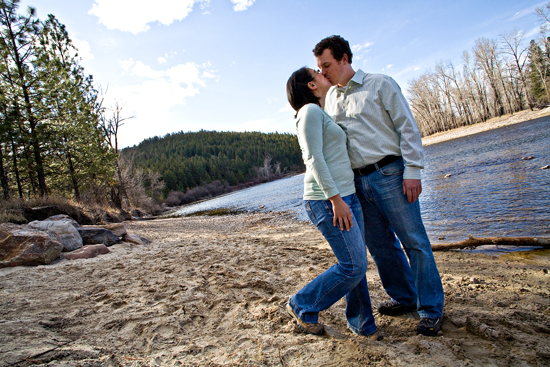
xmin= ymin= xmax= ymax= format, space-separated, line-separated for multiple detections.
xmin=422 ymin=107 xmax=550 ymax=146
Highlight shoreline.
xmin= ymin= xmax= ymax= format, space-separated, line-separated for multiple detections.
xmin=421 ymin=106 xmax=550 ymax=146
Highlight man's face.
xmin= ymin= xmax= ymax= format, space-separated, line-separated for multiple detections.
xmin=316 ymin=48 xmax=345 ymax=86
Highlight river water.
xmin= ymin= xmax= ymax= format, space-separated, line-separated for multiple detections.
xmin=171 ymin=117 xmax=550 ymax=247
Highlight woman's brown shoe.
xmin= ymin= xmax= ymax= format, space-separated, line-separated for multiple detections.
xmin=286 ymin=304 xmax=324 ymax=335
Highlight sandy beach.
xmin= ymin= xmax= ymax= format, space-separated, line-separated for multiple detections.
xmin=1 ymin=111 xmax=550 ymax=366
xmin=1 ymin=212 xmax=549 ymax=366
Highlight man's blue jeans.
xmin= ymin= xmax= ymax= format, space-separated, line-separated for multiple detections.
xmin=288 ymin=194 xmax=377 ymax=336
xmin=354 ymin=157 xmax=444 ymax=318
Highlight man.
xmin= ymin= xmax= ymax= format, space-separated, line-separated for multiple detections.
xmin=313 ymin=35 xmax=444 ymax=336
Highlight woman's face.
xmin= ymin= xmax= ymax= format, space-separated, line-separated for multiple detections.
xmin=308 ymin=68 xmax=331 ymax=97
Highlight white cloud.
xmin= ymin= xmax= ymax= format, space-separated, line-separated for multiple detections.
xmin=352 ymin=42 xmax=374 ymax=53
xmin=72 ymin=37 xmax=94 ymax=61
xmin=512 ymin=2 xmax=546 ymax=20
xmin=158 ymin=57 xmax=167 ymax=64
xmin=200 ymin=0 xmax=211 ymax=14
xmin=231 ymin=0 xmax=256 ymax=11
xmin=88 ymin=0 xmax=197 ymax=34
xmin=107 ymin=59 xmax=218 ymax=146
xmin=395 ymin=65 xmax=423 ymax=77
xmin=119 ymin=58 xmax=135 ymax=71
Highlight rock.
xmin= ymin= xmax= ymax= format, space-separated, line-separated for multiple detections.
xmin=0 ymin=227 xmax=63 ymax=268
xmin=469 ymin=277 xmax=480 ymax=284
xmin=1 ymin=223 xmax=23 ymax=231
xmin=63 ymin=244 xmax=110 ymax=260
xmin=444 ymin=174 xmax=452 ymax=178
xmin=88 ymin=223 xmax=127 ymax=238
xmin=522 ymin=156 xmax=535 ymax=160
xmin=45 ymin=214 xmax=81 ymax=228
xmin=77 ymin=228 xmax=119 ymax=246
xmin=28 ymin=220 xmax=83 ymax=252
xmin=122 ymin=233 xmax=152 ymax=245
xmin=542 ymin=165 xmax=549 ymax=170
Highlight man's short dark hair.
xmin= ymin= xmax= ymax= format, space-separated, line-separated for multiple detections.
xmin=313 ymin=35 xmax=353 ymax=64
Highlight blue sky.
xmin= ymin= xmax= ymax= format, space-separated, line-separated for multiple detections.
xmin=19 ymin=0 xmax=544 ymax=148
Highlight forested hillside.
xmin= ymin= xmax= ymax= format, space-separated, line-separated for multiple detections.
xmin=124 ymin=130 xmax=304 ymax=200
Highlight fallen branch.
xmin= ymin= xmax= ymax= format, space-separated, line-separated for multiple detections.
xmin=432 ymin=236 xmax=550 ymax=251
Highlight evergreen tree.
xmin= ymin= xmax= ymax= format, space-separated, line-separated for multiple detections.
xmin=0 ymin=0 xmax=47 ymax=195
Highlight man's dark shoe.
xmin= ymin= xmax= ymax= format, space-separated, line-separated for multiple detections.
xmin=417 ymin=317 xmax=443 ymax=336
xmin=377 ymin=300 xmax=417 ymax=316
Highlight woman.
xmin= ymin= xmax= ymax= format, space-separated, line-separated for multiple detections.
xmin=285 ymin=67 xmax=381 ymax=340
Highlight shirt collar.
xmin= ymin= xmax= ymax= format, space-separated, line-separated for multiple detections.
xmin=330 ymin=69 xmax=365 ymax=95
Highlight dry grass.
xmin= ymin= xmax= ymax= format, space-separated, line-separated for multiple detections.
xmin=0 ymin=195 xmax=130 ymax=225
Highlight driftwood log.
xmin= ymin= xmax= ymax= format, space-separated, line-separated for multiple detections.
xmin=432 ymin=235 xmax=550 ymax=251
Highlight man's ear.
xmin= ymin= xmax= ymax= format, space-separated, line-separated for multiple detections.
xmin=341 ymin=53 xmax=349 ymax=65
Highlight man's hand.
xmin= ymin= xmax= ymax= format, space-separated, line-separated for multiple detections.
xmin=403 ymin=179 xmax=422 ymax=203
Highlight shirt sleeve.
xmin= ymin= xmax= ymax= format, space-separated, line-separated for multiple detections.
xmin=379 ymin=76 xmax=424 ymax=180
xmin=296 ymin=105 xmax=340 ymax=199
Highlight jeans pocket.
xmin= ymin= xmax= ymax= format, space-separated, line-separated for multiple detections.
xmin=379 ymin=160 xmax=404 ymax=176
xmin=304 ymin=201 xmax=318 ymax=226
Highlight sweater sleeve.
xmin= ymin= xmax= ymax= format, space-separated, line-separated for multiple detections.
xmin=296 ymin=104 xmax=339 ymax=199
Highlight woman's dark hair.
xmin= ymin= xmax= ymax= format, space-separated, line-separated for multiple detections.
xmin=313 ymin=35 xmax=353 ymax=64
xmin=286 ymin=67 xmax=320 ymax=117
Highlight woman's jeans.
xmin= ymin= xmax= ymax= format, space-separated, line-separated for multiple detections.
xmin=354 ymin=157 xmax=444 ymax=319
xmin=288 ymin=193 xmax=377 ymax=336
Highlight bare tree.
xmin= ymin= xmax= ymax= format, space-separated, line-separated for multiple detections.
xmin=536 ymin=2 xmax=550 ymax=25
xmin=101 ymin=101 xmax=135 ymax=209
xmin=500 ymin=29 xmax=533 ymax=110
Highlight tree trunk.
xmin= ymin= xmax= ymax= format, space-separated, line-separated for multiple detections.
xmin=0 ymin=143 xmax=9 ymax=199
xmin=10 ymin=136 xmax=23 ymax=198
xmin=67 ymin=149 xmax=80 ymax=201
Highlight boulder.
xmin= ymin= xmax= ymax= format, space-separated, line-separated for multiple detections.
xmin=28 ymin=220 xmax=83 ymax=252
xmin=123 ymin=233 xmax=152 ymax=245
xmin=46 ymin=214 xmax=81 ymax=228
xmin=82 ymin=223 xmax=126 ymax=238
xmin=63 ymin=244 xmax=110 ymax=260
xmin=0 ymin=227 xmax=63 ymax=268
xmin=1 ymin=223 xmax=23 ymax=231
xmin=77 ymin=227 xmax=119 ymax=246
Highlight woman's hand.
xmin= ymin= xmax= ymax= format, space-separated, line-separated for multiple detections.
xmin=329 ymin=194 xmax=353 ymax=231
